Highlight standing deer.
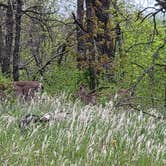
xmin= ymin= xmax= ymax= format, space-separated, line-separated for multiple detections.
xmin=13 ymin=81 xmax=43 ymax=101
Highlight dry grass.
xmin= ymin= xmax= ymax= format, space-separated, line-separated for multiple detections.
xmin=0 ymin=93 xmax=165 ymax=165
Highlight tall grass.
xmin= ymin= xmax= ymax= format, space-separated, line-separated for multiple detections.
xmin=0 ymin=93 xmax=165 ymax=165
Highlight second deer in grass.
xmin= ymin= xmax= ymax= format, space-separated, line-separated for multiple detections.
xmin=77 ymin=84 xmax=97 ymax=105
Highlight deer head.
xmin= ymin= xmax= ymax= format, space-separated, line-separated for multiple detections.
xmin=117 ymin=88 xmax=129 ymax=97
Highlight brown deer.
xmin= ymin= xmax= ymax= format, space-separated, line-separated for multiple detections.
xmin=13 ymin=81 xmax=43 ymax=101
xmin=77 ymin=84 xmax=97 ymax=105
xmin=114 ymin=88 xmax=134 ymax=107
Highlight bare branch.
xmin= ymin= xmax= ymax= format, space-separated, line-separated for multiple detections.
xmin=34 ymin=51 xmax=68 ymax=77
xmin=72 ymin=12 xmax=87 ymax=33
xmin=19 ymin=58 xmax=34 ymax=70
xmin=129 ymin=41 xmax=166 ymax=94
xmin=126 ymin=41 xmax=153 ymax=52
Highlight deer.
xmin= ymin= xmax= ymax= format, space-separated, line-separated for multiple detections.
xmin=13 ymin=81 xmax=43 ymax=101
xmin=77 ymin=84 xmax=97 ymax=105
xmin=113 ymin=88 xmax=135 ymax=108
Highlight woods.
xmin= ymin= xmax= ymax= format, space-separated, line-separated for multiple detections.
xmin=0 ymin=1 xmax=166 ymax=164
xmin=0 ymin=0 xmax=165 ymax=109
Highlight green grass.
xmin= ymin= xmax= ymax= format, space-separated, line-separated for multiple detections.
xmin=0 ymin=94 xmax=165 ymax=165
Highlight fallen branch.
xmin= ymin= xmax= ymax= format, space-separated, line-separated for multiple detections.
xmin=128 ymin=104 xmax=166 ymax=120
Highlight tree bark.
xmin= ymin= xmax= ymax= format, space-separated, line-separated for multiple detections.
xmin=2 ymin=0 xmax=14 ymax=77
xmin=76 ymin=0 xmax=86 ymax=69
xmin=0 ymin=23 xmax=2 ymax=69
xmin=13 ymin=0 xmax=22 ymax=81
xmin=93 ymin=0 xmax=115 ymax=58
xmin=0 ymin=7 xmax=4 ymax=69
xmin=85 ymin=0 xmax=96 ymax=90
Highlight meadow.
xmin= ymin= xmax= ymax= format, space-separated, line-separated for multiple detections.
xmin=0 ymin=94 xmax=165 ymax=166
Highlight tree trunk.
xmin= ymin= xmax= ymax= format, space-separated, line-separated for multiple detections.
xmin=0 ymin=8 xmax=4 ymax=69
xmin=13 ymin=0 xmax=22 ymax=81
xmin=0 ymin=23 xmax=2 ymax=69
xmin=93 ymin=0 xmax=115 ymax=58
xmin=92 ymin=0 xmax=115 ymax=82
xmin=76 ymin=0 xmax=86 ymax=69
xmin=2 ymin=0 xmax=14 ymax=77
xmin=85 ymin=0 xmax=96 ymax=90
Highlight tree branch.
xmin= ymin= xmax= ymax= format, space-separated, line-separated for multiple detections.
xmin=128 ymin=104 xmax=166 ymax=120
xmin=72 ymin=12 xmax=87 ymax=33
xmin=126 ymin=41 xmax=153 ymax=52
xmin=129 ymin=41 xmax=166 ymax=94
xmin=34 ymin=51 xmax=67 ymax=77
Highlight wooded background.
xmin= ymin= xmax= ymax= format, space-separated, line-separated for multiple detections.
xmin=0 ymin=0 xmax=165 ymax=109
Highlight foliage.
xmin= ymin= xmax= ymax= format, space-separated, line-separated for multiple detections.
xmin=42 ymin=60 xmax=81 ymax=94
xmin=0 ymin=74 xmax=12 ymax=85
xmin=0 ymin=1 xmax=165 ymax=165
xmin=0 ymin=0 xmax=165 ymax=109
xmin=0 ymin=75 xmax=15 ymax=103
xmin=119 ymin=17 xmax=165 ymax=108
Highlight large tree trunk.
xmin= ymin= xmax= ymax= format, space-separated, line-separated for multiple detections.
xmin=13 ymin=0 xmax=22 ymax=81
xmin=2 ymin=0 xmax=14 ymax=77
xmin=0 ymin=7 xmax=4 ymax=69
xmin=76 ymin=0 xmax=86 ymax=69
xmin=0 ymin=23 xmax=2 ymax=69
xmin=93 ymin=0 xmax=115 ymax=58
xmin=92 ymin=0 xmax=115 ymax=81
xmin=85 ymin=0 xmax=96 ymax=90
